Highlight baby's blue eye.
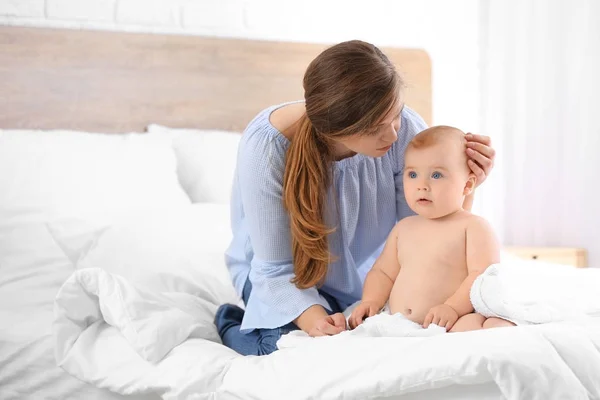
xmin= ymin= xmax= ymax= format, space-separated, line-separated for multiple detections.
xmin=432 ymin=171 xmax=443 ymax=179
xmin=408 ymin=171 xmax=417 ymax=179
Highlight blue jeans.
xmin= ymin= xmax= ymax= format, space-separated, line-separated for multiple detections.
xmin=215 ymin=279 xmax=343 ymax=356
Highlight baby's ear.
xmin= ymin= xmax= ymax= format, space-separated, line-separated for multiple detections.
xmin=463 ymin=173 xmax=477 ymax=196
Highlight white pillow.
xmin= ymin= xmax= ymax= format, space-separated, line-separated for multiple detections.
xmin=0 ymin=129 xmax=190 ymax=225
xmin=146 ymin=124 xmax=241 ymax=204
xmin=0 ymin=128 xmax=191 ymax=342
xmin=47 ymin=203 xmax=238 ymax=306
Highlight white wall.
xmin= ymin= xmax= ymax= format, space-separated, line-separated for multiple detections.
xmin=477 ymin=0 xmax=600 ymax=267
xmin=0 ymin=0 xmax=482 ymax=133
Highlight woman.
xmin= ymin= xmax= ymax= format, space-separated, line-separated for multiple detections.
xmin=216 ymin=40 xmax=495 ymax=356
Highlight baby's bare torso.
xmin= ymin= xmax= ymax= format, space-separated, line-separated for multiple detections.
xmin=389 ymin=212 xmax=473 ymax=324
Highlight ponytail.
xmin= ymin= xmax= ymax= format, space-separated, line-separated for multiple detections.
xmin=283 ymin=39 xmax=402 ymax=289
xmin=283 ymin=114 xmax=335 ymax=289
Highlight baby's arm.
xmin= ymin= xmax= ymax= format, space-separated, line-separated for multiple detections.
xmin=363 ymin=222 xmax=402 ymax=307
xmin=444 ymin=217 xmax=501 ymax=317
xmin=349 ymin=221 xmax=403 ymax=329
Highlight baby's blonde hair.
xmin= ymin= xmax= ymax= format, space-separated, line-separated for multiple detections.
xmin=406 ymin=126 xmax=471 ymax=175
xmin=407 ymin=125 xmax=466 ymax=151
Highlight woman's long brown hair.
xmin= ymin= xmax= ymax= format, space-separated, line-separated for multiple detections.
xmin=283 ymin=40 xmax=403 ymax=289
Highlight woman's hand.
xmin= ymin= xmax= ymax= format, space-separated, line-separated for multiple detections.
xmin=465 ymin=134 xmax=496 ymax=187
xmin=308 ymin=313 xmax=347 ymax=337
xmin=348 ymin=301 xmax=381 ymax=330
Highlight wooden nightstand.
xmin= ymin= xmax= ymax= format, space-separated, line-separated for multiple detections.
xmin=504 ymin=247 xmax=588 ymax=268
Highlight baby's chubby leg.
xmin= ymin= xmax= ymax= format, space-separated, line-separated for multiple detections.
xmin=450 ymin=313 xmax=516 ymax=332
xmin=482 ymin=317 xmax=516 ymax=329
xmin=449 ymin=313 xmax=486 ymax=332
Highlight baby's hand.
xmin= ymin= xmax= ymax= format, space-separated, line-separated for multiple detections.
xmin=423 ymin=304 xmax=459 ymax=331
xmin=348 ymin=301 xmax=381 ymax=329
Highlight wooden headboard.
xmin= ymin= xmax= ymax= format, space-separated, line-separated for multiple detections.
xmin=0 ymin=26 xmax=431 ymax=133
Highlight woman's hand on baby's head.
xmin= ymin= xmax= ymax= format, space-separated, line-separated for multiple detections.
xmin=308 ymin=313 xmax=347 ymax=337
xmin=465 ymin=134 xmax=496 ymax=187
xmin=423 ymin=304 xmax=459 ymax=331
xmin=348 ymin=301 xmax=381 ymax=330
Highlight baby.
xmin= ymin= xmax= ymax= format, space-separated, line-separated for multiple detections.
xmin=349 ymin=126 xmax=514 ymax=333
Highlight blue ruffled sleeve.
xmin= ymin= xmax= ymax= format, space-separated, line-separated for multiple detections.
xmin=234 ymin=122 xmax=331 ymax=331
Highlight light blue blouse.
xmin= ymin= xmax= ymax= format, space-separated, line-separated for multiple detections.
xmin=224 ymin=102 xmax=427 ymax=331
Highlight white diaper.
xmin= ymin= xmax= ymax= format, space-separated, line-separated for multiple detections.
xmin=277 ymin=303 xmax=446 ymax=349
xmin=345 ymin=312 xmax=446 ymax=338
xmin=342 ymin=300 xmax=445 ymax=337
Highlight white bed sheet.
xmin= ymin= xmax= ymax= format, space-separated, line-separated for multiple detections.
xmin=0 ymin=307 xmax=160 ymax=400
xmin=0 ymin=228 xmax=155 ymax=400
xmin=390 ymin=383 xmax=503 ymax=400
xmin=53 ymin=267 xmax=600 ymax=400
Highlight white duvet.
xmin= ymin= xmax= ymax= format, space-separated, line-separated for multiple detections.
xmin=54 ymin=261 xmax=600 ymax=400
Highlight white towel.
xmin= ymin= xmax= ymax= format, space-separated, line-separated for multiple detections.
xmin=471 ymin=260 xmax=600 ymax=325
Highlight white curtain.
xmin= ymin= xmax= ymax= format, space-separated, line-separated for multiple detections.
xmin=477 ymin=0 xmax=600 ymax=265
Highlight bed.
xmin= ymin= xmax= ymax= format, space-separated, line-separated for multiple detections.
xmin=1 ymin=26 xmax=599 ymax=400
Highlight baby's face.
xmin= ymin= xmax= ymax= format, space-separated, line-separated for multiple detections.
xmin=403 ymin=138 xmax=471 ymax=219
